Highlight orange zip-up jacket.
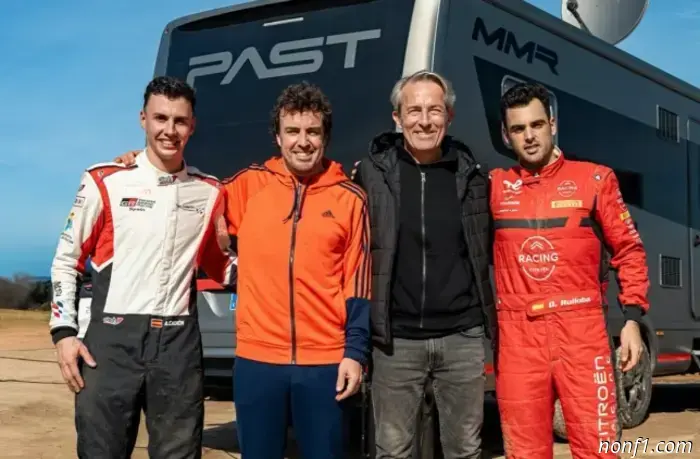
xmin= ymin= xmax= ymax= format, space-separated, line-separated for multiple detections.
xmin=223 ymin=156 xmax=371 ymax=365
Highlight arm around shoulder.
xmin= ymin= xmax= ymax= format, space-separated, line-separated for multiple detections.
xmin=199 ymin=187 xmax=238 ymax=290
xmin=221 ymin=168 xmax=253 ymax=238
xmin=199 ymin=167 xmax=257 ymax=289
xmin=350 ymin=159 xmax=366 ymax=188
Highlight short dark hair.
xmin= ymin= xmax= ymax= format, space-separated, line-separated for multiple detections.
xmin=500 ymin=82 xmax=551 ymax=125
xmin=143 ymin=76 xmax=196 ymax=114
xmin=270 ymin=81 xmax=333 ymax=145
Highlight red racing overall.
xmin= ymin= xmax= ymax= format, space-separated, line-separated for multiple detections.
xmin=489 ymin=152 xmax=649 ymax=458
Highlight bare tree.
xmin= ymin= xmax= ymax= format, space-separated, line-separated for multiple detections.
xmin=0 ymin=274 xmax=52 ymax=310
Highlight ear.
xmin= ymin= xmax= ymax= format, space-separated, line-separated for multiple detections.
xmin=190 ymin=116 xmax=197 ymax=136
xmin=501 ymin=123 xmax=512 ymax=149
xmin=550 ymin=116 xmax=557 ymax=138
xmin=139 ymin=109 xmax=146 ymax=130
xmin=447 ymin=107 xmax=455 ymax=125
xmin=276 ymin=134 xmax=282 ymax=149
xmin=392 ymin=110 xmax=402 ymax=132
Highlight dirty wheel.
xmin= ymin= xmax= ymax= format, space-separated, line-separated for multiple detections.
xmin=552 ymin=341 xmax=653 ymax=442
xmin=616 ymin=341 xmax=653 ymax=429
xmin=553 ymin=398 xmax=567 ymax=442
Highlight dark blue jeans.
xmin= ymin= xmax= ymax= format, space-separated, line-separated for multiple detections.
xmin=371 ymin=325 xmax=486 ymax=459
xmin=233 ymin=357 xmax=350 ymax=459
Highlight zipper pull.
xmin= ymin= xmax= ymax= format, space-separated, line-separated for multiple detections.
xmin=283 ymin=183 xmax=302 ymax=223
xmin=420 ymin=171 xmax=426 ymax=183
xmin=294 ymin=183 xmax=304 ymax=222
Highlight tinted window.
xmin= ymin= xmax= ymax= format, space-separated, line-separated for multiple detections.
xmin=164 ymin=0 xmax=415 ymax=179
xmin=615 ymin=168 xmax=643 ymax=207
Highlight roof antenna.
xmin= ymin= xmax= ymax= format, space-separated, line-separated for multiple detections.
xmin=561 ymin=0 xmax=650 ymax=46
xmin=565 ymin=1 xmax=590 ymax=33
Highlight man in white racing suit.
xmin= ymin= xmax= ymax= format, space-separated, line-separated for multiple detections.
xmin=48 ymin=76 xmax=236 ymax=459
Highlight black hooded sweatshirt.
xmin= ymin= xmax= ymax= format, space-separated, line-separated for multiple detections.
xmin=378 ymin=135 xmax=484 ymax=339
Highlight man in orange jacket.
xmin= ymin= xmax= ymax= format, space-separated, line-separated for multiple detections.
xmin=491 ymin=82 xmax=649 ymax=458
xmin=114 ymin=81 xmax=370 ymax=459
xmin=224 ymin=81 xmax=371 ymax=458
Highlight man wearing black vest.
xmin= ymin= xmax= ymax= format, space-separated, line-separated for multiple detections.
xmin=352 ymin=70 xmax=496 ymax=459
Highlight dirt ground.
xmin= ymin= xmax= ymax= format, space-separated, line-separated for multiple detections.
xmin=1 ymin=310 xmax=699 ymax=459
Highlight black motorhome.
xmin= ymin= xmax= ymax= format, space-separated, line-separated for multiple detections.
xmin=153 ymin=0 xmax=700 ymax=451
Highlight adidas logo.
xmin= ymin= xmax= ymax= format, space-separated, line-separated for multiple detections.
xmin=322 ymin=210 xmax=334 ymax=218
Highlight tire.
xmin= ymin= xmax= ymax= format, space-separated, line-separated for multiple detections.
xmin=616 ymin=340 xmax=653 ymax=429
xmin=552 ymin=341 xmax=653 ymax=441
xmin=552 ymin=398 xmax=568 ymax=442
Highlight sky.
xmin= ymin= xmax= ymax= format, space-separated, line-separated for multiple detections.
xmin=0 ymin=0 xmax=698 ymax=278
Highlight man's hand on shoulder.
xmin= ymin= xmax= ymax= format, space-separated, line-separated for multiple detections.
xmin=335 ymin=357 xmax=362 ymax=401
xmin=215 ymin=215 xmax=230 ymax=251
xmin=55 ymin=336 xmax=96 ymax=393
xmin=113 ymin=150 xmax=142 ymax=166
xmin=350 ymin=160 xmax=361 ymax=181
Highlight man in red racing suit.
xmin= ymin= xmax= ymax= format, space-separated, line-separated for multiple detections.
xmin=491 ymin=82 xmax=650 ymax=458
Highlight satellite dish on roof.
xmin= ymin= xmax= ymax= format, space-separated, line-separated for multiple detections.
xmin=561 ymin=0 xmax=649 ymax=45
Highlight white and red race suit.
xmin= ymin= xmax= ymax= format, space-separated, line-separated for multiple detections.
xmin=49 ymin=151 xmax=236 ymax=458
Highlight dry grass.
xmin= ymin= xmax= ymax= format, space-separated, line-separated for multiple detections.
xmin=0 ymin=309 xmax=49 ymax=328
